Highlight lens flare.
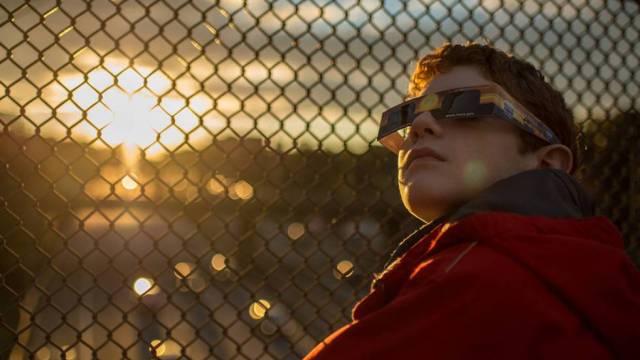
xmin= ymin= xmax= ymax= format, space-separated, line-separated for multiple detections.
xmin=463 ymin=160 xmax=488 ymax=190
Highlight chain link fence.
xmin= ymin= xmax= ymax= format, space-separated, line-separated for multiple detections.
xmin=0 ymin=0 xmax=638 ymax=358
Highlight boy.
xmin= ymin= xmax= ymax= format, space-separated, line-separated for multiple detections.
xmin=304 ymin=42 xmax=640 ymax=359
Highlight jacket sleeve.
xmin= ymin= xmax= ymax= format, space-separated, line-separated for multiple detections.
xmin=305 ymin=244 xmax=611 ymax=360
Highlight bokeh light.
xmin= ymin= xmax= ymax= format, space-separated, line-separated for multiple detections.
xmin=35 ymin=347 xmax=50 ymax=360
xmin=121 ymin=175 xmax=138 ymax=190
xmin=333 ymin=260 xmax=354 ymax=279
xmin=260 ymin=320 xmax=278 ymax=336
xmin=149 ymin=339 xmax=166 ymax=356
xmin=287 ymin=222 xmax=305 ymax=240
xmin=188 ymin=277 xmax=206 ymax=292
xmin=230 ymin=180 xmax=254 ymax=200
xmin=249 ymin=299 xmax=271 ymax=320
xmin=206 ymin=176 xmax=227 ymax=195
xmin=61 ymin=345 xmax=76 ymax=360
xmin=133 ymin=277 xmax=157 ymax=296
xmin=210 ymin=254 xmax=227 ymax=271
xmin=173 ymin=262 xmax=194 ymax=279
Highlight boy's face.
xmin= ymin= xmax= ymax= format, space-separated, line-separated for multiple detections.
xmin=398 ymin=65 xmax=538 ymax=222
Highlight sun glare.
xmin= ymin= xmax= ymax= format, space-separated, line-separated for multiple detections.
xmin=64 ymin=62 xmax=202 ymax=159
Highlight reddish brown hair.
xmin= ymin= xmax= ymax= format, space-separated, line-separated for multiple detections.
xmin=408 ymin=41 xmax=580 ymax=174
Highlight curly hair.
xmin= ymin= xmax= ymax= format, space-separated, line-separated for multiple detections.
xmin=408 ymin=40 xmax=580 ymax=174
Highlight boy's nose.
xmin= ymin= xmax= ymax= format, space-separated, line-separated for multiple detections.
xmin=407 ymin=111 xmax=443 ymax=143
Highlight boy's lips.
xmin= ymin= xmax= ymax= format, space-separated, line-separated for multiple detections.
xmin=403 ymin=146 xmax=445 ymax=169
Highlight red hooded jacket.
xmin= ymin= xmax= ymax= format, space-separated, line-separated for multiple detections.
xmin=304 ymin=170 xmax=640 ymax=359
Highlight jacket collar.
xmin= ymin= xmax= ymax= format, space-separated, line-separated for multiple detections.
xmin=384 ymin=168 xmax=595 ymax=269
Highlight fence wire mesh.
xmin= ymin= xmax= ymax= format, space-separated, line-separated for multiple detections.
xmin=0 ymin=0 xmax=639 ymax=358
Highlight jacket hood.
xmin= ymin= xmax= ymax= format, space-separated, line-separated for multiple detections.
xmin=385 ymin=168 xmax=596 ymax=268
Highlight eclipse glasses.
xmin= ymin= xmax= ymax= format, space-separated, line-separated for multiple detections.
xmin=377 ymin=84 xmax=560 ymax=153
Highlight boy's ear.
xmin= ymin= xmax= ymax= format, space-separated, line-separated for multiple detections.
xmin=534 ymin=144 xmax=573 ymax=173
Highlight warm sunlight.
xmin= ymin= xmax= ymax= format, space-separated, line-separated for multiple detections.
xmin=67 ymin=64 xmax=187 ymax=159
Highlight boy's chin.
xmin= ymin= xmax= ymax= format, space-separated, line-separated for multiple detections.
xmin=402 ymin=193 xmax=451 ymax=223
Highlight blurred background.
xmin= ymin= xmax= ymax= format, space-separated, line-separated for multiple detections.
xmin=0 ymin=0 xmax=638 ymax=358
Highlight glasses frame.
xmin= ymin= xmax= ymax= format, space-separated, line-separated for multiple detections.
xmin=377 ymin=84 xmax=561 ymax=153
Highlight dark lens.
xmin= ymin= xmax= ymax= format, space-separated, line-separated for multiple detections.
xmin=388 ymin=108 xmax=402 ymax=127
xmin=379 ymin=99 xmax=420 ymax=140
xmin=385 ymin=102 xmax=414 ymax=129
xmin=444 ymin=90 xmax=480 ymax=116
xmin=400 ymin=102 xmax=415 ymax=126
